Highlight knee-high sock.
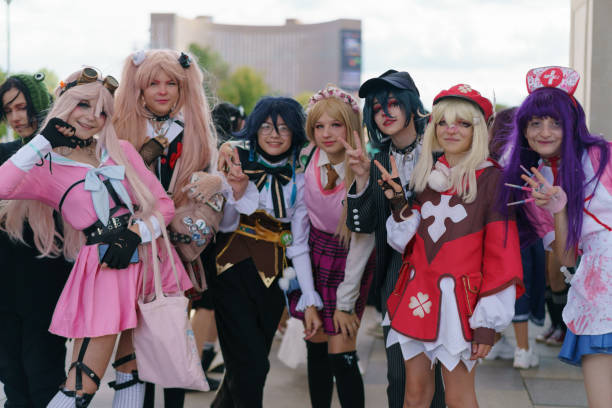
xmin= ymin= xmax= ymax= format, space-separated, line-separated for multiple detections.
xmin=306 ymin=341 xmax=333 ymax=408
xmin=163 ymin=388 xmax=186 ymax=408
xmin=112 ymin=371 xmax=145 ymax=408
xmin=544 ymin=286 xmax=558 ymax=327
xmin=551 ymin=288 xmax=568 ymax=330
xmin=329 ymin=351 xmax=364 ymax=408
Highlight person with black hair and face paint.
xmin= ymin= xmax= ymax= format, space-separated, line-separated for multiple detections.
xmin=0 ymin=73 xmax=73 ymax=408
xmin=344 ymin=70 xmax=445 ymax=408
xmin=214 ymin=96 xmax=323 ymax=408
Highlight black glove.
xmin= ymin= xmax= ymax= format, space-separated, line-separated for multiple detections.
xmin=41 ymin=118 xmax=91 ymax=148
xmin=101 ymin=229 xmax=141 ymax=269
xmin=381 ymin=176 xmax=410 ymax=222
xmin=139 ymin=137 xmax=165 ymax=166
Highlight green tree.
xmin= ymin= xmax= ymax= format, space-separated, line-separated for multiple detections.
xmin=218 ymin=67 xmax=268 ymax=114
xmin=38 ymin=68 xmax=59 ymax=93
xmin=294 ymin=90 xmax=315 ymax=111
xmin=188 ymin=43 xmax=230 ymax=101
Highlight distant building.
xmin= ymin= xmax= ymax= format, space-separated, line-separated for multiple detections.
xmin=571 ymin=0 xmax=612 ymax=139
xmin=150 ymin=14 xmax=362 ymax=97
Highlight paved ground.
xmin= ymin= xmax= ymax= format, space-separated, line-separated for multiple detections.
xmin=1 ymin=307 xmax=587 ymax=407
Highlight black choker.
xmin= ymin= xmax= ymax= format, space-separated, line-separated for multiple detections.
xmin=75 ymin=137 xmax=94 ymax=148
xmin=151 ymin=114 xmax=170 ymax=122
xmin=145 ymin=107 xmax=171 ymax=122
xmin=391 ymin=137 xmax=419 ymax=155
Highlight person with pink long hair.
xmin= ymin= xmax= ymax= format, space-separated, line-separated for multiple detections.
xmin=0 ymin=67 xmax=192 ymax=408
xmin=113 ymin=49 xmax=221 ymax=406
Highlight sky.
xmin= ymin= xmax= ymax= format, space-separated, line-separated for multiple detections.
xmin=0 ymin=0 xmax=570 ymax=108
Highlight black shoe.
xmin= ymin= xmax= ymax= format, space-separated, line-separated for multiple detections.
xmin=206 ymin=376 xmax=220 ymax=391
xmin=201 ymin=348 xmax=216 ymax=372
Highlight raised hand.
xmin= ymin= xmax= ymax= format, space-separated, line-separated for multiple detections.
xmin=374 ymin=155 xmax=403 ymax=199
xmin=520 ymin=167 xmax=567 ymax=214
xmin=218 ymin=145 xmax=249 ymax=200
xmin=40 ymin=118 xmax=83 ymax=148
xmin=338 ymin=130 xmax=370 ymax=189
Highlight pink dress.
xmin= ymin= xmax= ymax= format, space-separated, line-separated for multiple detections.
xmin=0 ymin=135 xmax=193 ymax=338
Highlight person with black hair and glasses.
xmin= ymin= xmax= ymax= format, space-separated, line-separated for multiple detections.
xmin=214 ymin=96 xmax=323 ymax=408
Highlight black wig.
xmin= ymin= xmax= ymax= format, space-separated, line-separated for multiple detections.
xmin=234 ymin=96 xmax=306 ymax=163
xmin=362 ymin=85 xmax=427 ymax=149
xmin=0 ymin=77 xmax=45 ymax=133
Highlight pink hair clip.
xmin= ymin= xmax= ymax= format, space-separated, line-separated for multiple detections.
xmin=307 ymin=86 xmax=360 ymax=113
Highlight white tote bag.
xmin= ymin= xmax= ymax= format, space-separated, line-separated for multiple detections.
xmin=133 ymin=238 xmax=209 ymax=391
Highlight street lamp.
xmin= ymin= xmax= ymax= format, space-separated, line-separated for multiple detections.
xmin=5 ymin=0 xmax=12 ymax=74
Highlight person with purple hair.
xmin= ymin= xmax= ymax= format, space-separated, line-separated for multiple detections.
xmin=500 ymin=66 xmax=612 ymax=407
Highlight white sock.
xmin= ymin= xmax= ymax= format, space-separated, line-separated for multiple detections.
xmin=112 ymin=370 xmax=146 ymax=408
xmin=47 ymin=389 xmax=76 ymax=408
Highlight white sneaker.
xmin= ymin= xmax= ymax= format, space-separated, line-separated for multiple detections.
xmin=485 ymin=336 xmax=514 ymax=360
xmin=513 ymin=347 xmax=539 ymax=369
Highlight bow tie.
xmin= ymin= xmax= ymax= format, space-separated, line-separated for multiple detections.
xmin=242 ymin=160 xmax=293 ymax=218
xmin=84 ymin=165 xmax=134 ymax=225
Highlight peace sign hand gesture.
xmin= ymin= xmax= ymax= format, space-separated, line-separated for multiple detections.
xmin=520 ymin=167 xmax=567 ymax=214
xmin=374 ymin=156 xmax=409 ymax=221
xmin=374 ymin=155 xmax=403 ymax=199
xmin=217 ymin=144 xmax=249 ymax=201
xmin=338 ymin=131 xmax=370 ymax=191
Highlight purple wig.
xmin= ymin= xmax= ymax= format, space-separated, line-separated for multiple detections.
xmin=498 ymin=87 xmax=609 ymax=250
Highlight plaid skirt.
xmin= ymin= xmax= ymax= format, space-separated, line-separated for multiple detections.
xmin=288 ymin=225 xmax=375 ymax=335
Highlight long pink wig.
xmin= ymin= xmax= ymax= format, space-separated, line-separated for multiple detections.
xmin=113 ymin=49 xmax=217 ymax=207
xmin=1 ymin=70 xmax=164 ymax=260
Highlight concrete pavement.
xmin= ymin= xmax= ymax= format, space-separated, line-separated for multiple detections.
xmin=0 ymin=307 xmax=588 ymax=407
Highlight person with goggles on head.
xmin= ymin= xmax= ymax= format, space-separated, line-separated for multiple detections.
xmin=0 ymin=67 xmax=193 ymax=408
xmin=0 ymin=72 xmax=73 ymax=408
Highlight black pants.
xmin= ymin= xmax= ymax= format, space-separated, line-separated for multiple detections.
xmin=211 ymin=259 xmax=285 ymax=408
xmin=143 ymin=384 xmax=185 ymax=408
xmin=0 ymin=310 xmax=67 ymax=408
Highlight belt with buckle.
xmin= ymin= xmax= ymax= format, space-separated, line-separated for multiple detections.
xmin=84 ymin=213 xmax=132 ymax=245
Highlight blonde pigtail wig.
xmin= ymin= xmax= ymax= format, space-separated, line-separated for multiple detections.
xmin=113 ymin=49 xmax=218 ymax=208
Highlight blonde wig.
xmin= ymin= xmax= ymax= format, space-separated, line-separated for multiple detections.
xmin=1 ymin=69 xmax=164 ymax=260
xmin=410 ymin=98 xmax=489 ymax=203
xmin=305 ymin=95 xmax=363 ymax=246
xmin=113 ymin=49 xmax=217 ymax=208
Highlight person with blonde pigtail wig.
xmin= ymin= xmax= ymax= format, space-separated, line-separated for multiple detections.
xmin=113 ymin=49 xmax=220 ymax=406
xmin=0 ymin=67 xmax=193 ymax=408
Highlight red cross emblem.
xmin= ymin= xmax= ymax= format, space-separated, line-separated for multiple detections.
xmin=540 ymin=68 xmax=563 ymax=87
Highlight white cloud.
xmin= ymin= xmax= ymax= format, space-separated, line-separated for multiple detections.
xmin=1 ymin=0 xmax=570 ymax=105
